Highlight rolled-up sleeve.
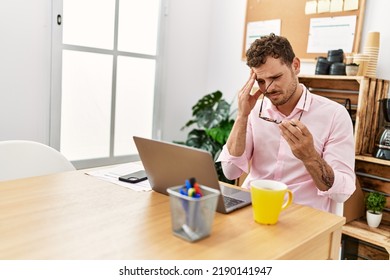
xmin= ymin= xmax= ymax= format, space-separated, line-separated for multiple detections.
xmin=217 ymin=145 xmax=250 ymax=180
xmin=317 ymin=106 xmax=356 ymax=203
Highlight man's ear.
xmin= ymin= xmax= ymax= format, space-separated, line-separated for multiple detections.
xmin=292 ymin=57 xmax=301 ymax=75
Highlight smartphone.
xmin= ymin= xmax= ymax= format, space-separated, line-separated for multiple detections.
xmin=118 ymin=170 xmax=148 ymax=184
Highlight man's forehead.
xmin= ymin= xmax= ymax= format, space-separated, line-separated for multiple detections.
xmin=252 ymin=62 xmax=286 ymax=80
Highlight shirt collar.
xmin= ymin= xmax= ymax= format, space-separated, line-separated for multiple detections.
xmin=264 ymin=83 xmax=311 ymax=112
xmin=297 ymin=84 xmax=311 ymax=112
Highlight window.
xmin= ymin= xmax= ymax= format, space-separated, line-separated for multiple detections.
xmin=51 ymin=0 xmax=163 ymax=168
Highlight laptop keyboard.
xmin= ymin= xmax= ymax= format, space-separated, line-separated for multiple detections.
xmin=223 ymin=195 xmax=245 ymax=208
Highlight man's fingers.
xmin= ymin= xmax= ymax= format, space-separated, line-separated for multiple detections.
xmin=250 ymin=88 xmax=262 ymax=97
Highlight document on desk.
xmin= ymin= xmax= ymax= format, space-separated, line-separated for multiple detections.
xmin=85 ymin=162 xmax=152 ymax=192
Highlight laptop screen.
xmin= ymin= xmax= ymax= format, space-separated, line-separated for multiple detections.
xmin=133 ymin=136 xmax=221 ymax=195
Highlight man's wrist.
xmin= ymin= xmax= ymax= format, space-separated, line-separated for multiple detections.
xmin=303 ymin=153 xmax=334 ymax=191
xmin=235 ymin=115 xmax=248 ymax=123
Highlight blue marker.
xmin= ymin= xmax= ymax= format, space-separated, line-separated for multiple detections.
xmin=185 ymin=179 xmax=192 ymax=190
xmin=180 ymin=187 xmax=188 ymax=196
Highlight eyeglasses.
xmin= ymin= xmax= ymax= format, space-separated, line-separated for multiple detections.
xmin=258 ymin=84 xmax=307 ymax=124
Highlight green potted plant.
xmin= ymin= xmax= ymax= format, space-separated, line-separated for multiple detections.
xmin=175 ymin=90 xmax=235 ymax=184
xmin=365 ymin=191 xmax=386 ymax=228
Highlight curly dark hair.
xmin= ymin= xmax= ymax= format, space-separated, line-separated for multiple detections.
xmin=246 ymin=33 xmax=295 ymax=68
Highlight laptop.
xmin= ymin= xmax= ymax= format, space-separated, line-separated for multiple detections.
xmin=133 ymin=136 xmax=251 ymax=214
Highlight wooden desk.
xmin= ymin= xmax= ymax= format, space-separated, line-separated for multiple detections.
xmin=0 ymin=170 xmax=345 ymax=260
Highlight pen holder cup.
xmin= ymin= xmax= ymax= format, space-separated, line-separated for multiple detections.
xmin=167 ymin=185 xmax=220 ymax=242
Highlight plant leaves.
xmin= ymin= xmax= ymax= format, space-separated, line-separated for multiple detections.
xmin=365 ymin=192 xmax=386 ymax=213
xmin=192 ymin=91 xmax=222 ymax=116
xmin=206 ymin=119 xmax=234 ymax=145
xmin=181 ymin=91 xmax=232 ymax=130
xmin=176 ymin=90 xmax=235 ymax=184
xmin=197 ymin=99 xmax=230 ymax=129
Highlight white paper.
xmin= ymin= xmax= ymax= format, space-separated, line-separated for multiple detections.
xmin=85 ymin=162 xmax=152 ymax=192
xmin=344 ymin=0 xmax=359 ymax=11
xmin=318 ymin=0 xmax=331 ymax=13
xmin=330 ymin=0 xmax=344 ymax=12
xmin=305 ymin=0 xmax=317 ymax=14
xmin=245 ymin=19 xmax=281 ymax=51
xmin=307 ymin=15 xmax=357 ymax=53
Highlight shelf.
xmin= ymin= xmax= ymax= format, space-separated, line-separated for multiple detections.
xmin=342 ymin=218 xmax=390 ymax=259
xmin=355 ymin=155 xmax=390 ymax=166
xmin=299 ymin=75 xmax=390 ymax=260
xmin=299 ymin=74 xmax=365 ymax=80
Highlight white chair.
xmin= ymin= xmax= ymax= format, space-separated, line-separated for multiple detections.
xmin=0 ymin=140 xmax=75 ymax=181
xmin=330 ymin=200 xmax=345 ymax=259
xmin=330 ymin=201 xmax=344 ymax=217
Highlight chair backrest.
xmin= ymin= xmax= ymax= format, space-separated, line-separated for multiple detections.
xmin=0 ymin=140 xmax=75 ymax=181
xmin=330 ymin=201 xmax=344 ymax=217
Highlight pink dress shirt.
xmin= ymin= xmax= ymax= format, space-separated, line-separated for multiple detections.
xmin=217 ymin=84 xmax=356 ymax=213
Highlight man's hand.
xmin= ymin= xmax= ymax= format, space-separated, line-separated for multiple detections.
xmin=226 ymin=70 xmax=261 ymax=157
xmin=279 ymin=119 xmax=334 ymax=191
xmin=279 ymin=119 xmax=316 ymax=161
xmin=237 ymin=71 xmax=262 ymax=118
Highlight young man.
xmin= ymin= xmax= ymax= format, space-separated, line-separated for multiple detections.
xmin=217 ymin=33 xmax=355 ymax=213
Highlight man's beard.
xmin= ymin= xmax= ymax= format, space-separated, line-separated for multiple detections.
xmin=268 ymin=78 xmax=298 ymax=107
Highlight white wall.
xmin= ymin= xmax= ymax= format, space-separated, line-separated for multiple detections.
xmin=359 ymin=0 xmax=390 ymax=80
xmin=206 ymin=0 xmax=248 ymax=99
xmin=1 ymin=0 xmax=390 ymax=154
xmin=157 ymin=0 xmax=213 ymax=142
xmin=0 ymin=1 xmax=52 ymax=144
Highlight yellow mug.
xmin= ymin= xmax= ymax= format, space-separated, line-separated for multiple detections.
xmin=250 ymin=180 xmax=293 ymax=225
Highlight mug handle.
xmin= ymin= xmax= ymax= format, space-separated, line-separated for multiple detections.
xmin=281 ymin=190 xmax=293 ymax=210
